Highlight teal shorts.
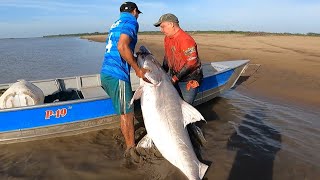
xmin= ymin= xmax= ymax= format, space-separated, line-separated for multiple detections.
xmin=100 ymin=74 xmax=133 ymax=115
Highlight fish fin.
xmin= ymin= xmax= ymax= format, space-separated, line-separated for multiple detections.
xmin=181 ymin=100 xmax=205 ymax=127
xmin=137 ymin=134 xmax=154 ymax=149
xmin=130 ymin=86 xmax=143 ymax=106
xmin=189 ymin=123 xmax=207 ymax=146
xmin=199 ymin=162 xmax=209 ymax=179
xmin=136 ymin=134 xmax=162 ymax=158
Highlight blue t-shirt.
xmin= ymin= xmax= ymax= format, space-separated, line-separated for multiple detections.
xmin=101 ymin=12 xmax=139 ymax=82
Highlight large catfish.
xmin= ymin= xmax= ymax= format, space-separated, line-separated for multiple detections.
xmin=131 ymin=46 xmax=208 ymax=180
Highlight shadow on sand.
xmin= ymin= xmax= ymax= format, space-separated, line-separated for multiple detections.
xmin=192 ymin=97 xmax=223 ymax=173
xmin=227 ymin=107 xmax=282 ymax=180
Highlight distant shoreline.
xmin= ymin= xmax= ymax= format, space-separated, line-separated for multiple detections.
xmin=43 ymin=30 xmax=320 ymax=38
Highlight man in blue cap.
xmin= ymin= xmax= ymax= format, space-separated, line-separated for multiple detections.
xmin=100 ymin=2 xmax=147 ymax=160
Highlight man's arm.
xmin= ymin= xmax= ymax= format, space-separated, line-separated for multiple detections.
xmin=171 ymin=43 xmax=200 ymax=83
xmin=117 ymin=34 xmax=147 ymax=79
xmin=162 ymin=56 xmax=169 ymax=72
xmin=172 ymin=59 xmax=198 ymax=82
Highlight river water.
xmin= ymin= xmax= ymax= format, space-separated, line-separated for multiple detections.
xmin=0 ymin=37 xmax=319 ymax=180
xmin=0 ymin=37 xmax=104 ymax=84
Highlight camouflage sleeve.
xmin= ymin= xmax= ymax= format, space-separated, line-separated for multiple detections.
xmin=174 ymin=39 xmax=199 ymax=81
xmin=175 ymin=64 xmax=193 ymax=80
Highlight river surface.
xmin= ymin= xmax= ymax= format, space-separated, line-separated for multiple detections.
xmin=0 ymin=37 xmax=104 ymax=84
xmin=0 ymin=37 xmax=319 ymax=180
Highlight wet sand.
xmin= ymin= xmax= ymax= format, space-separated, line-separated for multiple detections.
xmin=82 ymin=33 xmax=320 ymax=110
xmin=1 ymin=91 xmax=319 ymax=180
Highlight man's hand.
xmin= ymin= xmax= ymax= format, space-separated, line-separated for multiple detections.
xmin=135 ymin=67 xmax=152 ymax=83
xmin=135 ymin=67 xmax=148 ymax=79
xmin=171 ymin=75 xmax=179 ymax=85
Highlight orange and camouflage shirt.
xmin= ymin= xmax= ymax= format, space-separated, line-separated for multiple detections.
xmin=164 ymin=29 xmax=200 ymax=74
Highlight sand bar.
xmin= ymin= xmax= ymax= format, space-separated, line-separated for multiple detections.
xmin=82 ymin=34 xmax=320 ymax=110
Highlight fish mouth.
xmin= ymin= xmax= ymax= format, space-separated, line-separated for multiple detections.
xmin=144 ymin=72 xmax=161 ymax=86
xmin=142 ymin=77 xmax=153 ymax=84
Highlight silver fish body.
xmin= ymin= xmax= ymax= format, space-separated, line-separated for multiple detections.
xmin=131 ymin=46 xmax=208 ymax=180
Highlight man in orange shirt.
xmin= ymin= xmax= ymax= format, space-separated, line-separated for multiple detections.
xmin=154 ymin=13 xmax=206 ymax=145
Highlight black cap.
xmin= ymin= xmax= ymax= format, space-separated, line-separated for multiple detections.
xmin=120 ymin=2 xmax=142 ymax=14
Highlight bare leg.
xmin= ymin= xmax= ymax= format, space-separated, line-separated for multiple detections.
xmin=120 ymin=112 xmax=135 ymax=150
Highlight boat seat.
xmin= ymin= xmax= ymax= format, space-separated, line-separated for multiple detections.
xmin=80 ymin=86 xmax=108 ymax=99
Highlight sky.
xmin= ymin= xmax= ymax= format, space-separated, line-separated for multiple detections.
xmin=0 ymin=0 xmax=319 ymax=38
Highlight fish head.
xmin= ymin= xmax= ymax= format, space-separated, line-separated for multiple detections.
xmin=136 ymin=46 xmax=164 ymax=86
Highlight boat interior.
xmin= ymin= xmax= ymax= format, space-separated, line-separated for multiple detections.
xmin=0 ymin=74 xmax=109 ymax=105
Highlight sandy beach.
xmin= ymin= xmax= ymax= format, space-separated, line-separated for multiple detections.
xmin=82 ymin=33 xmax=320 ymax=110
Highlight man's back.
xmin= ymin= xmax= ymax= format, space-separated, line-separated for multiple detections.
xmin=101 ymin=12 xmax=139 ymax=82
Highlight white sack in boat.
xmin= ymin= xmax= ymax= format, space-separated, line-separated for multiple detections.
xmin=0 ymin=80 xmax=44 ymax=109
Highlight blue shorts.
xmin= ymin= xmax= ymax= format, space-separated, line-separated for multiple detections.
xmin=100 ymin=74 xmax=133 ymax=115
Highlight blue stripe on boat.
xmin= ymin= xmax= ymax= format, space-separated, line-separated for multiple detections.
xmin=0 ymin=98 xmax=116 ymax=132
xmin=199 ymin=69 xmax=234 ymax=92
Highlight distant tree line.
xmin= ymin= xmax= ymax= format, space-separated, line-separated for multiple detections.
xmin=185 ymin=30 xmax=320 ymax=36
xmin=43 ymin=32 xmax=108 ymax=38
xmin=43 ymin=31 xmax=320 ymax=37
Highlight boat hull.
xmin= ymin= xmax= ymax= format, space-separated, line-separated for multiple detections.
xmin=0 ymin=60 xmax=249 ymax=144
xmin=0 ymin=98 xmax=120 ymax=144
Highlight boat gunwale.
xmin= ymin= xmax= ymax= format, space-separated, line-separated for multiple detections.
xmin=0 ymin=96 xmax=109 ymax=113
xmin=208 ymin=59 xmax=249 ymax=76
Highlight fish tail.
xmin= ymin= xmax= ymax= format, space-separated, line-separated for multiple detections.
xmin=199 ymin=162 xmax=209 ymax=179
